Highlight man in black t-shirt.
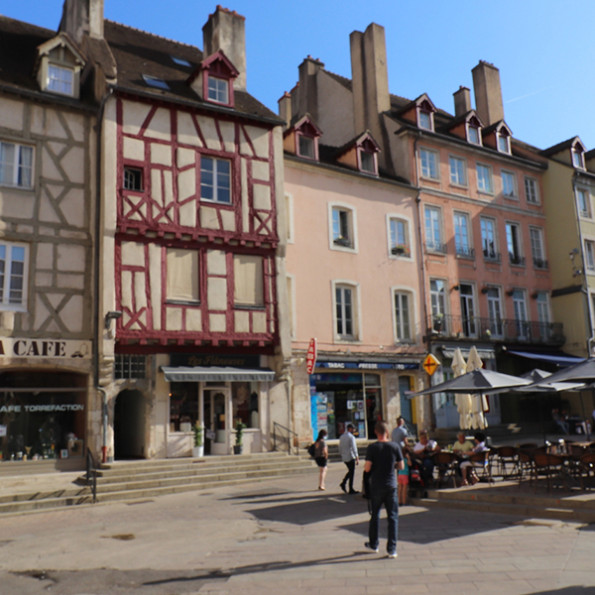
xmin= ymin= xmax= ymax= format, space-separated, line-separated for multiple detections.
xmin=363 ymin=420 xmax=403 ymax=559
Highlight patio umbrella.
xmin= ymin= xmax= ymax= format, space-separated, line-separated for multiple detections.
xmin=452 ymin=348 xmax=471 ymax=428
xmin=410 ymin=368 xmax=531 ymax=397
xmin=466 ymin=346 xmax=487 ymax=429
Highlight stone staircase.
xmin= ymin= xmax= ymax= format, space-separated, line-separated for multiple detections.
xmin=0 ymin=452 xmax=315 ymax=515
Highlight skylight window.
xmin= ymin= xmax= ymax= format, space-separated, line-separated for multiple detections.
xmin=171 ymin=56 xmax=192 ymax=67
xmin=142 ymin=74 xmax=170 ymax=90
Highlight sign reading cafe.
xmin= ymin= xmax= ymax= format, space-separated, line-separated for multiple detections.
xmin=0 ymin=338 xmax=92 ymax=359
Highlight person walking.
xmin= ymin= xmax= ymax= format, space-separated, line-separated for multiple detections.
xmin=363 ymin=420 xmax=404 ymax=559
xmin=391 ymin=415 xmax=408 ymax=446
xmin=339 ymin=423 xmax=359 ymax=494
xmin=314 ymin=429 xmax=328 ymax=490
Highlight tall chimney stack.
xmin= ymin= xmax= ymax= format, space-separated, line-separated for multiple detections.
xmin=60 ymin=0 xmax=104 ymax=42
xmin=472 ymin=61 xmax=504 ymax=126
xmin=453 ymin=86 xmax=471 ymax=117
xmin=203 ymin=6 xmax=246 ymax=91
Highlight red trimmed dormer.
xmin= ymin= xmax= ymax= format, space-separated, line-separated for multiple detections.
xmin=189 ymin=49 xmax=239 ymax=107
xmin=283 ymin=114 xmax=322 ymax=160
xmin=482 ymin=121 xmax=513 ymax=154
xmin=336 ymin=131 xmax=381 ymax=176
xmin=400 ymin=94 xmax=437 ymax=132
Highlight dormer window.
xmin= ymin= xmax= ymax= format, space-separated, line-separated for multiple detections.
xmin=467 ymin=115 xmax=483 ymax=145
xmin=416 ymin=98 xmax=435 ymax=131
xmin=572 ymin=143 xmax=585 ymax=169
xmin=359 ymin=149 xmax=376 ymax=174
xmin=290 ymin=116 xmax=321 ymax=161
xmin=497 ymin=128 xmax=511 ymax=154
xmin=47 ymin=64 xmax=74 ymax=96
xmin=36 ymin=35 xmax=85 ymax=99
xmin=207 ymin=76 xmax=229 ymax=104
xmin=190 ymin=50 xmax=238 ymax=107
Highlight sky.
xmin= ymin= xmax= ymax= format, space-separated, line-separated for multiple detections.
xmin=3 ymin=0 xmax=595 ymax=150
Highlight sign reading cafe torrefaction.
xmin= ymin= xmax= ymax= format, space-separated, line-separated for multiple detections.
xmin=0 ymin=338 xmax=92 ymax=359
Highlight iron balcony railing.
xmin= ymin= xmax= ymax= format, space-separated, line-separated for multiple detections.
xmin=427 ymin=314 xmax=564 ymax=345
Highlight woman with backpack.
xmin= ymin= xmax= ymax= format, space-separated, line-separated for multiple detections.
xmin=314 ymin=429 xmax=329 ymax=490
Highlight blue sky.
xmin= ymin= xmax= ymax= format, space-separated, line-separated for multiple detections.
xmin=4 ymin=1 xmax=595 ymax=150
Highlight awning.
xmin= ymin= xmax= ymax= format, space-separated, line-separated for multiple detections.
xmin=161 ymin=366 xmax=275 ymax=382
xmin=440 ymin=347 xmax=496 ymax=360
xmin=507 ymin=350 xmax=585 ymax=367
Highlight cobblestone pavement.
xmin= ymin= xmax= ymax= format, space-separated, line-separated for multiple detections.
xmin=0 ymin=463 xmax=594 ymax=594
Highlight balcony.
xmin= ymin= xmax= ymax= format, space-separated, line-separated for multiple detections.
xmin=427 ymin=314 xmax=564 ymax=346
xmin=455 ymin=246 xmax=475 ymax=260
xmin=482 ymin=248 xmax=501 ymax=263
xmin=425 ymin=241 xmax=447 ymax=254
xmin=508 ymin=253 xmax=525 ymax=267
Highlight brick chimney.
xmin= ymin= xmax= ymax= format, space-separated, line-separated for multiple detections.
xmin=59 ymin=0 xmax=104 ymax=42
xmin=472 ymin=61 xmax=504 ymax=126
xmin=203 ymin=6 xmax=246 ymax=91
xmin=453 ymin=86 xmax=471 ymax=117
xmin=278 ymin=92 xmax=292 ymax=128
xmin=350 ymin=23 xmax=390 ymax=142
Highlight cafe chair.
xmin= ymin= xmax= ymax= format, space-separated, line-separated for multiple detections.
xmin=495 ymin=445 xmax=518 ymax=479
xmin=434 ymin=451 xmax=458 ymax=488
xmin=579 ymin=452 xmax=595 ymax=491
xmin=533 ymin=453 xmax=564 ymax=491
xmin=468 ymin=450 xmax=494 ymax=484
xmin=517 ymin=450 xmax=535 ymax=488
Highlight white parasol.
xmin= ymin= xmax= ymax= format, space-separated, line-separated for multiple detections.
xmin=452 ymin=348 xmax=471 ymax=428
xmin=466 ymin=346 xmax=487 ymax=429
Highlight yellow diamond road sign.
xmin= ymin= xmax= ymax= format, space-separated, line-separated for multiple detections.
xmin=423 ymin=353 xmax=440 ymax=376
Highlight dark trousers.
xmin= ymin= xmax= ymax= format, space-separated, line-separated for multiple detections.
xmin=341 ymin=459 xmax=356 ymax=490
xmin=368 ymin=486 xmax=399 ymax=555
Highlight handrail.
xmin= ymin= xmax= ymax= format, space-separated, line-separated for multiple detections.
xmin=85 ymin=448 xmax=97 ymax=504
xmin=272 ymin=422 xmax=298 ymax=455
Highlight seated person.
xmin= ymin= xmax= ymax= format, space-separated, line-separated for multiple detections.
xmin=552 ymin=408 xmax=569 ymax=435
xmin=413 ymin=430 xmax=440 ymax=486
xmin=459 ymin=432 xmax=489 ymax=486
xmin=452 ymin=431 xmax=474 ymax=455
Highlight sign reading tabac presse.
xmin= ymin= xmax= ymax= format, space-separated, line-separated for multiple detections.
xmin=0 ymin=337 xmax=92 ymax=359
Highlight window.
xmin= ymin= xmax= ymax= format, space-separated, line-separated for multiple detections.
xmin=530 ymin=227 xmax=547 ymax=269
xmin=584 ymin=240 xmax=595 ymax=272
xmin=512 ymin=289 xmax=528 ymax=340
xmin=123 ymin=167 xmax=143 ymax=191
xmin=418 ymin=110 xmax=432 ymax=131
xmin=47 ymin=64 xmax=74 ymax=96
xmin=506 ymin=222 xmax=524 ymax=266
xmin=115 ymin=355 xmax=147 ymax=379
xmin=497 ymin=130 xmax=511 ymax=154
xmin=430 ymin=279 xmax=447 ymax=334
xmin=467 ymin=124 xmax=481 ymax=145
xmin=207 ymin=76 xmax=229 ymax=103
xmin=234 ymin=255 xmax=264 ymax=307
xmin=536 ymin=292 xmax=550 ymax=340
xmin=394 ymin=291 xmax=412 ymax=341
xmin=524 ymin=176 xmax=539 ymax=204
xmin=335 ymin=284 xmax=357 ymax=340
xmin=166 ymin=249 xmax=199 ymax=303
xmin=572 ymin=145 xmax=585 ymax=169
xmin=0 ymin=242 xmax=27 ymax=309
xmin=142 ymin=74 xmax=170 ymax=90
xmin=424 ymin=205 xmax=444 ymax=253
xmin=449 ymin=156 xmax=466 ymax=186
xmin=359 ymin=149 xmax=377 ymax=174
xmin=454 ymin=212 xmax=472 ymax=258
xmin=502 ymin=171 xmax=517 ymax=198
xmin=0 ymin=141 xmax=33 ymax=188
xmin=577 ymin=188 xmax=592 ymax=219
xmin=459 ymin=283 xmax=477 ymax=337
xmin=201 ymin=157 xmax=231 ymax=204
xmin=486 ymin=287 xmax=503 ymax=337
xmin=420 ymin=148 xmax=439 ymax=180
xmin=389 ymin=217 xmax=410 ymax=257
xmin=298 ymin=135 xmax=315 ymax=159
xmin=477 ymin=164 xmax=493 ymax=193
xmin=480 ymin=217 xmax=498 ymax=261
xmin=331 ymin=206 xmax=355 ymax=249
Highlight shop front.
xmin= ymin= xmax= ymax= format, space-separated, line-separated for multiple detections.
xmin=309 ymin=359 xmax=420 ymax=441
xmin=161 ymin=353 xmax=276 ymax=456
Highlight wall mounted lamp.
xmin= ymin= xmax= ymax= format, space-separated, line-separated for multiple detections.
xmin=104 ymin=310 xmax=122 ymax=330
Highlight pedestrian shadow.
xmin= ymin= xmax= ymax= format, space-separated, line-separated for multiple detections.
xmin=143 ymin=552 xmax=386 ymax=588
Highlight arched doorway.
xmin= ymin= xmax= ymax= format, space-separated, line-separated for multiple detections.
xmin=114 ymin=389 xmax=145 ymax=460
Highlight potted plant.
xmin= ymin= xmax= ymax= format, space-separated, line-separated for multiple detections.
xmin=192 ymin=422 xmax=204 ymax=458
xmin=233 ymin=421 xmax=245 ymax=455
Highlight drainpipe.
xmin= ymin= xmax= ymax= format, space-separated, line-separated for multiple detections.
xmin=93 ymin=87 xmax=114 ymax=464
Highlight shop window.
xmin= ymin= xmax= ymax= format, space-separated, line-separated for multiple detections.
xmin=232 ymin=382 xmax=260 ymax=428
xmin=233 ymin=254 xmax=264 ymax=307
xmin=166 ymin=248 xmax=200 ymax=304
xmin=169 ymin=382 xmax=198 ymax=432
